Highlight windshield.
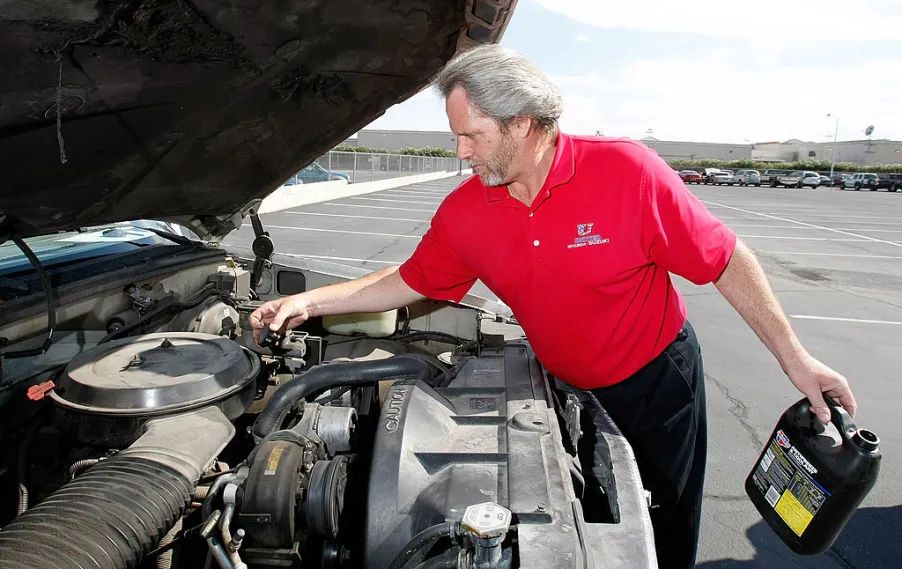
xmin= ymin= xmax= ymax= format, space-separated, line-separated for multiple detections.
xmin=0 ymin=221 xmax=189 ymax=279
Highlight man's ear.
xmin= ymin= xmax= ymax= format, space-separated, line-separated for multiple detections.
xmin=508 ymin=116 xmax=532 ymax=139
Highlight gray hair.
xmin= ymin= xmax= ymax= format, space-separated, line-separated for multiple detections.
xmin=435 ymin=45 xmax=562 ymax=137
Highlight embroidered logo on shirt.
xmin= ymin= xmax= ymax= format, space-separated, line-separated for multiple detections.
xmin=568 ymin=222 xmax=610 ymax=249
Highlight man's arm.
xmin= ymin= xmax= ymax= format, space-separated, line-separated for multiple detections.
xmin=714 ymin=240 xmax=858 ymax=422
xmin=249 ymin=266 xmax=424 ymax=343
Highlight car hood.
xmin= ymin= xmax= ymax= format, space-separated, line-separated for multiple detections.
xmin=0 ymin=1 xmax=516 ymax=240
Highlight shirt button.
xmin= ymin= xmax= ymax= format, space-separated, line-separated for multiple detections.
xmin=533 ymin=239 xmax=540 ymax=247
xmin=528 ymin=212 xmax=534 ymax=218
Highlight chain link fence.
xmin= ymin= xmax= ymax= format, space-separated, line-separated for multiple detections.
xmin=285 ymin=151 xmax=465 ymax=185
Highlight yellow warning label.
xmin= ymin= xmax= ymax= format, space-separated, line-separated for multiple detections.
xmin=264 ymin=447 xmax=284 ymax=476
xmin=775 ymin=490 xmax=814 ymax=536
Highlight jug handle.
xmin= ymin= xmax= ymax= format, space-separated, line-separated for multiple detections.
xmin=824 ymin=397 xmax=858 ymax=444
xmin=794 ymin=397 xmax=858 ymax=442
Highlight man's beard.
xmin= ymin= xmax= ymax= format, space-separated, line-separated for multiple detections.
xmin=473 ymin=132 xmax=517 ymax=187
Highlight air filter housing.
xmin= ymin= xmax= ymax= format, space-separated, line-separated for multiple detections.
xmin=51 ymin=332 xmax=259 ymax=446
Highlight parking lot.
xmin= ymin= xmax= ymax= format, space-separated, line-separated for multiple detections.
xmin=226 ymin=178 xmax=901 ymax=568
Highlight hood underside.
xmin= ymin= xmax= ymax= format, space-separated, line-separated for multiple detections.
xmin=0 ymin=0 xmax=515 ymax=239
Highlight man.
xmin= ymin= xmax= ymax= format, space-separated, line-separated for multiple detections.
xmin=251 ymin=45 xmax=857 ymax=568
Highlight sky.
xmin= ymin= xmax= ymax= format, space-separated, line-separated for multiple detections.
xmin=365 ymin=0 xmax=902 ymax=144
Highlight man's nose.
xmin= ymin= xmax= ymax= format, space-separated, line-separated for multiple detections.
xmin=456 ymin=139 xmax=473 ymax=161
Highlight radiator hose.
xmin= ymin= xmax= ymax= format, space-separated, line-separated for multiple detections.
xmin=251 ymin=355 xmax=433 ymax=442
xmin=0 ymin=407 xmax=234 ymax=569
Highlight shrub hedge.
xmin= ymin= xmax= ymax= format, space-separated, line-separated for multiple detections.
xmin=334 ymin=144 xmax=457 ymax=158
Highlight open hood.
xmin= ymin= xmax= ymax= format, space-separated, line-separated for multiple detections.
xmin=0 ymin=1 xmax=516 ymax=239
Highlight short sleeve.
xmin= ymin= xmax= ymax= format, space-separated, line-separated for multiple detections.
xmin=640 ymin=150 xmax=737 ymax=284
xmin=399 ymin=203 xmax=477 ymax=302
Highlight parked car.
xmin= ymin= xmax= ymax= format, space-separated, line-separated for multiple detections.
xmin=776 ymin=170 xmax=820 ymax=188
xmin=817 ymin=174 xmax=832 ymax=187
xmin=800 ymin=171 xmax=822 ymax=188
xmin=833 ymin=173 xmax=852 ymax=187
xmin=842 ymin=173 xmax=880 ymax=191
xmin=699 ymin=167 xmax=721 ymax=184
xmin=286 ymin=162 xmax=351 ymax=185
xmin=761 ymin=168 xmax=791 ymax=187
xmin=711 ymin=171 xmax=738 ymax=185
xmin=877 ymin=173 xmax=902 ymax=192
xmin=679 ymin=170 xmax=704 ymax=184
xmin=734 ymin=169 xmax=761 ymax=186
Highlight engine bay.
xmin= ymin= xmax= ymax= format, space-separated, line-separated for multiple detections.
xmin=0 ymin=245 xmax=655 ymax=569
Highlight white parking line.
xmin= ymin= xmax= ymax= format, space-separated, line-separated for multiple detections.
xmin=823 ymin=221 xmax=902 ymax=226
xmin=384 ymin=186 xmax=451 ymax=196
xmin=286 ymin=211 xmax=430 ymax=223
xmin=735 ymin=213 xmax=900 ymax=220
xmin=739 ymin=235 xmax=880 ymax=242
xmin=758 ymin=251 xmax=902 ymax=259
xmin=708 ymin=206 xmax=864 ymax=214
xmin=376 ymin=192 xmax=444 ymax=201
xmin=281 ymin=253 xmax=401 ymax=265
xmin=728 ymin=220 xmax=902 ymax=226
xmin=703 ymin=201 xmax=902 ymax=248
xmin=380 ymin=194 xmax=446 ymax=200
xmin=325 ymin=203 xmax=437 ymax=213
xmin=382 ymin=188 xmax=450 ymax=195
xmin=244 ymin=224 xmax=423 ymax=239
xmin=790 ymin=315 xmax=902 ymax=326
xmin=347 ymin=196 xmax=442 ymax=205
xmin=834 ymin=228 xmax=902 ymax=233
xmin=729 ymin=226 xmax=902 ymax=233
xmin=729 ymin=225 xmax=823 ymax=229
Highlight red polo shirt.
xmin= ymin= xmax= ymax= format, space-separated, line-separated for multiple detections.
xmin=399 ymin=134 xmax=736 ymax=389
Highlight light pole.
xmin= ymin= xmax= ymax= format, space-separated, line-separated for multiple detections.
xmin=827 ymin=113 xmax=839 ymax=179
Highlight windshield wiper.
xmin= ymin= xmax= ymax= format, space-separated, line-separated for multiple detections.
xmin=141 ymin=226 xmax=202 ymax=247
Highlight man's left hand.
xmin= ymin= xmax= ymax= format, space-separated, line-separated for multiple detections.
xmin=786 ymin=352 xmax=858 ymax=424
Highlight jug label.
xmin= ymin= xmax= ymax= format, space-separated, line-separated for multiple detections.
xmin=750 ymin=430 xmax=830 ymax=536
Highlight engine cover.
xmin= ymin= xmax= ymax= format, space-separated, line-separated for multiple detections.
xmin=364 ymin=342 xmax=656 ymax=568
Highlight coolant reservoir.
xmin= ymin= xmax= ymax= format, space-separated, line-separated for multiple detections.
xmin=323 ymin=310 xmax=398 ymax=338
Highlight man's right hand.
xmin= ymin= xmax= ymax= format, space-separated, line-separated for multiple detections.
xmin=249 ymin=295 xmax=312 ymax=345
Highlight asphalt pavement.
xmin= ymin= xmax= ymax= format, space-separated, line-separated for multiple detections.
xmin=225 ymin=178 xmax=901 ymax=569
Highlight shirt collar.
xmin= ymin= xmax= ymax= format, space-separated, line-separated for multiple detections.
xmin=484 ymin=132 xmax=575 ymax=203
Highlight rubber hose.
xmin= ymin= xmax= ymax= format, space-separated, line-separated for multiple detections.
xmin=388 ymin=522 xmax=462 ymax=569
xmin=415 ymin=548 xmax=461 ymax=569
xmin=252 ymin=356 xmax=432 ymax=441
xmin=0 ymin=456 xmax=193 ymax=569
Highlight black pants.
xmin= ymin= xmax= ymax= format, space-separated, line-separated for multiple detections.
xmin=590 ymin=321 xmax=707 ymax=569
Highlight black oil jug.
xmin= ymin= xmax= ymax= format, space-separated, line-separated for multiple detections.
xmin=745 ymin=397 xmax=880 ymax=555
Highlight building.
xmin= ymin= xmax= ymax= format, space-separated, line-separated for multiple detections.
xmin=752 ymin=139 xmax=902 ymax=165
xmin=352 ymin=130 xmax=902 ymax=166
xmin=356 ymin=129 xmax=458 ymax=151
xmin=639 ymin=136 xmax=753 ymax=161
